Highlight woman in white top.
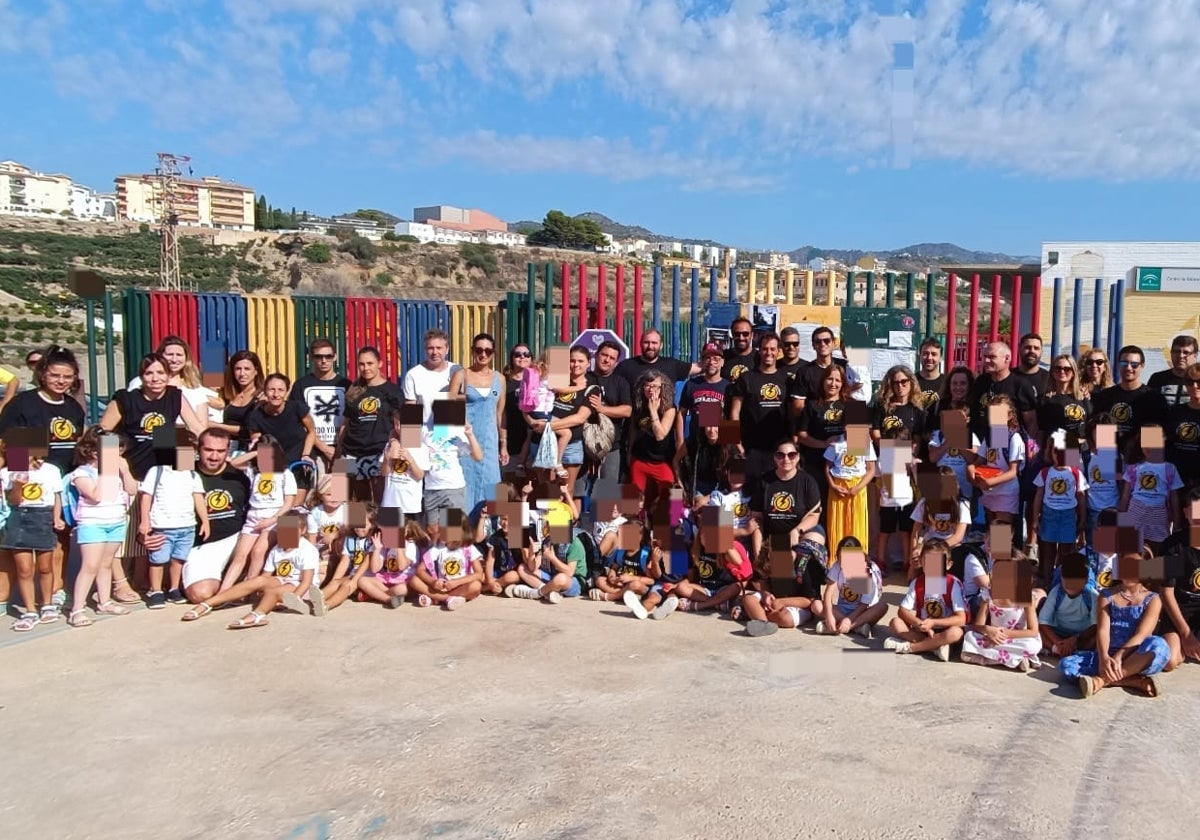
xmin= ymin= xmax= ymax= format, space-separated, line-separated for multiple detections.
xmin=127 ymin=336 xmax=221 ymax=421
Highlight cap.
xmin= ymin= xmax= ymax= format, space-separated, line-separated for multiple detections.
xmin=701 ymin=342 xmax=723 ymax=358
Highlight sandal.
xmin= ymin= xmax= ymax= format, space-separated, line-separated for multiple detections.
xmin=1079 ymin=675 xmax=1100 ymax=698
xmin=111 ymin=578 xmax=141 ymax=604
xmin=181 ymin=603 xmax=213 ymax=622
xmin=12 ymin=612 xmax=39 ymax=632
xmin=39 ymin=605 xmax=60 ymax=624
xmin=1140 ymin=675 xmax=1162 ymax=698
xmin=228 ymin=611 xmax=269 ymax=629
xmin=68 ymin=610 xmax=93 ymax=628
xmin=96 ymin=600 xmax=131 ymax=616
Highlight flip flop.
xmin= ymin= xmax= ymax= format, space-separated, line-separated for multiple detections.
xmin=228 ymin=611 xmax=269 ymax=630
xmin=181 ymin=603 xmax=213 ymax=622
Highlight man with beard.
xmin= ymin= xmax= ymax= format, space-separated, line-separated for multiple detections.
xmin=967 ymin=343 xmax=1038 ymax=439
xmin=181 ymin=428 xmax=251 ymax=605
xmin=614 ymin=329 xmax=698 ymax=391
xmin=721 ymin=317 xmax=758 ymax=385
xmin=730 ymin=333 xmax=792 ymax=481
xmin=914 ymin=337 xmax=945 ymax=417
xmin=289 ymin=339 xmax=351 ymax=467
xmin=1011 ymin=333 xmax=1050 ymax=399
xmin=789 ymin=326 xmax=861 ymax=413
xmin=1092 ymin=345 xmax=1168 ymax=454
xmin=777 ymin=327 xmax=807 ymax=380
xmin=584 ymin=340 xmax=633 ymax=485
xmin=1148 ymin=334 xmax=1199 ymax=408
xmin=1165 ymin=363 xmax=1200 ymax=491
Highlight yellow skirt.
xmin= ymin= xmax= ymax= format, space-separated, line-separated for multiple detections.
xmin=826 ymin=476 xmax=869 ymax=558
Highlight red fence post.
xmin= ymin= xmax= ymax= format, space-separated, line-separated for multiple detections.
xmin=633 ymin=265 xmax=644 ymax=349
xmin=615 ymin=264 xmax=624 ymax=339
xmin=967 ymin=274 xmax=981 ymax=372
xmin=1030 ymin=275 xmax=1041 ymax=345
xmin=597 ymin=264 xmax=607 ymax=331
xmin=989 ymin=274 xmax=1001 ymax=346
xmin=1010 ymin=274 xmax=1023 ymax=362
xmin=946 ymin=273 xmax=957 ymax=367
xmin=560 ymin=263 xmax=570 ymax=344
xmin=577 ymin=263 xmax=587 ymax=335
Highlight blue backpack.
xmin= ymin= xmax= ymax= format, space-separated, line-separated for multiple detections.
xmin=61 ymin=478 xmax=80 ymax=529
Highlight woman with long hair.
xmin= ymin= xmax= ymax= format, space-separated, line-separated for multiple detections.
xmin=796 ymin=364 xmax=852 ymax=507
xmin=501 ymin=344 xmax=533 ymax=463
xmin=627 ymin=369 xmax=678 ymax=499
xmin=458 ymin=332 xmax=506 ymax=521
xmin=1039 ymin=354 xmax=1090 ymax=451
xmin=128 ymin=335 xmax=221 ymax=421
xmin=1078 ymin=348 xmax=1112 ymax=400
xmin=212 ymin=350 xmax=264 ymax=456
xmin=937 ymin=366 xmax=975 ymax=416
xmin=870 ymin=365 xmax=924 ymax=572
xmin=336 ymin=346 xmax=404 ymax=502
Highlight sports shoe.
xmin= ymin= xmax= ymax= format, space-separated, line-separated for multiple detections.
xmin=146 ymin=591 xmax=167 ymax=610
xmin=544 ymin=590 xmax=563 ymax=605
xmin=444 ymin=596 xmax=466 ymax=611
xmin=678 ymin=598 xmax=693 ymax=613
xmin=814 ymin=620 xmax=827 ymax=634
xmin=587 ymin=589 xmax=608 ymax=601
xmin=388 ymin=594 xmax=406 ymax=609
xmin=51 ymin=589 xmax=68 ymax=608
xmin=651 ymin=595 xmax=679 ymax=620
xmin=309 ymin=585 xmax=327 ymax=617
xmin=623 ymin=590 xmax=649 ymax=620
xmin=279 ymin=591 xmax=307 ymax=614
xmin=883 ymin=637 xmax=911 ymax=654
xmin=508 ymin=584 xmax=541 ymax=600
xmin=746 ymin=619 xmax=778 ymax=637
xmin=936 ymin=644 xmax=951 ymax=662
xmin=855 ymin=622 xmax=874 ymax=640
xmin=166 ymin=589 xmax=187 ymax=605
xmin=417 ymin=594 xmax=433 ymax=607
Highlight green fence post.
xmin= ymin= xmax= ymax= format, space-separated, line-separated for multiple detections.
xmin=905 ymin=272 xmax=915 ymax=311
xmin=885 ymin=271 xmax=895 ymax=309
xmin=542 ymin=263 xmax=553 ymax=353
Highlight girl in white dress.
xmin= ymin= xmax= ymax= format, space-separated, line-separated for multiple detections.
xmin=961 ymin=586 xmax=1042 ymax=671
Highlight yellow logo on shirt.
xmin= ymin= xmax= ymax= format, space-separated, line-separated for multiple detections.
xmin=1111 ymin=403 xmax=1131 ymax=423
xmin=276 ymin=560 xmax=294 ymax=578
xmin=882 ymin=415 xmax=903 ymax=432
xmin=1178 ymin=422 xmax=1199 ymax=443
xmin=1139 ymin=472 xmax=1158 ymax=491
xmin=760 ymin=383 xmax=781 ymax=401
xmin=322 ymin=523 xmax=339 ymax=535
xmin=697 ymin=559 xmax=716 ymax=579
xmin=732 ymin=502 xmax=748 ymax=518
xmin=934 ymin=518 xmax=952 ymax=533
xmin=841 ymin=454 xmax=858 ymax=467
xmin=948 ymin=448 xmax=960 ymax=457
xmin=385 ymin=555 xmax=400 ymax=573
xmin=1190 ymin=568 xmax=1200 ymax=592
xmin=444 ymin=558 xmax=462 ymax=577
xmin=823 ymin=407 xmax=844 ymax=423
xmin=1092 ymin=466 xmax=1104 ymax=483
xmin=987 ymin=449 xmax=999 ymax=464
xmin=1050 ymin=478 xmax=1069 ymax=495
xmin=207 ymin=489 xmax=232 ymax=512
xmin=50 ymin=418 xmax=77 ymax=441
xmin=842 ymin=585 xmax=860 ymax=604
xmin=351 ymin=550 xmax=364 ymax=567
xmin=770 ymin=492 xmax=794 ymax=513
xmin=141 ymin=413 xmax=166 ymax=433
xmin=1098 ymin=568 xmax=1113 ymax=589
xmin=925 ymin=598 xmax=945 ymax=619
xmin=1064 ymin=403 xmax=1085 ymax=422
xmin=730 ymin=365 xmax=748 ymax=382
xmin=21 ymin=483 xmax=43 ymax=502
xmin=257 ymin=477 xmax=276 ymax=496
xmin=359 ymin=397 xmax=381 ymax=415
xmin=393 ymin=458 xmax=408 ymax=474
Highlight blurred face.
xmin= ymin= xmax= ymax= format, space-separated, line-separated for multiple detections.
xmin=425 ymin=339 xmax=448 ymax=368
xmin=198 ymin=435 xmax=230 ymax=472
xmin=703 ymin=425 xmax=720 ymax=443
xmin=141 ymin=361 xmax=169 ymax=393
xmin=1020 ymin=338 xmax=1042 ymax=369
xmin=731 ymin=322 xmax=752 ymax=352
xmin=1117 ymin=353 xmax=1142 ymax=384
xmin=358 ymin=352 xmax=381 ymax=381
xmin=920 ymin=345 xmax=941 ymax=375
xmin=161 ymin=344 xmax=188 ymax=376
xmin=26 ymin=355 xmax=42 ymax=371
xmin=1171 ymin=342 xmax=1197 ymax=373
xmin=233 ymin=359 xmax=257 ymax=387
xmin=41 ymin=362 xmax=75 ymax=397
xmin=310 ymin=346 xmax=336 ymax=375
xmin=640 ymin=333 xmax=662 ymax=361
xmin=596 ymin=347 xmax=619 ymax=375
xmin=264 ymin=377 xmax=288 ymax=406
xmin=780 ymin=334 xmax=800 ymax=362
xmin=949 ymin=372 xmax=970 ymax=401
xmin=569 ymin=351 xmax=589 ymax=379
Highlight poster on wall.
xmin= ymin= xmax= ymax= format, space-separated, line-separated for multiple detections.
xmin=706 ymin=327 xmax=732 ymax=351
xmin=751 ymin=304 xmax=779 ymax=333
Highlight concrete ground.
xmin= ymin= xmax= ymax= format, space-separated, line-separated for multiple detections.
xmin=2 ymin=584 xmax=1197 ymax=840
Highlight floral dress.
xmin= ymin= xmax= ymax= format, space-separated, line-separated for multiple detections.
xmin=962 ymin=600 xmax=1042 ymax=669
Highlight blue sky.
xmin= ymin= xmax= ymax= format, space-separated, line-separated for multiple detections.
xmin=3 ymin=0 xmax=1199 ymax=257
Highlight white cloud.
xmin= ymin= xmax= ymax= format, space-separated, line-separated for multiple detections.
xmin=308 ymin=46 xmax=350 ymax=76
xmin=0 ymin=0 xmax=68 ymax=56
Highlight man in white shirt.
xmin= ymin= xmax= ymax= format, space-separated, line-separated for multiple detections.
xmin=402 ymin=329 xmax=461 ymax=429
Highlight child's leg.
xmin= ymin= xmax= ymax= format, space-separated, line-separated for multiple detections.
xmin=147 ymin=555 xmax=166 ymax=594
xmin=168 ymin=558 xmax=185 ymax=593
xmin=447 ymin=578 xmax=483 ymax=602
xmin=640 ymin=589 xmax=663 ymax=610
xmin=846 ymin=602 xmax=888 ymax=630
xmin=197 ymin=576 xmax=270 ymax=611
xmin=741 ymin=591 xmax=769 ymax=622
xmin=12 ymin=551 xmax=37 ymax=613
xmin=555 ymin=429 xmax=571 ymax=468
xmin=906 ymin=625 xmax=965 ymax=654
xmin=94 ymin=542 xmax=121 ymax=607
xmin=769 ymin=597 xmax=813 ymax=628
xmin=246 ymin=533 xmax=273 ymax=579
xmin=73 ymin=542 xmax=106 ymax=614
xmin=887 ymin=617 xmax=924 ymax=641
xmin=355 ymin=576 xmax=392 ymax=604
xmin=219 ymin=534 xmax=259 ymax=591
xmin=324 ymin=580 xmax=359 ymax=610
xmin=246 ymin=581 xmax=292 ymax=617
xmin=516 ymin=565 xmax=543 ymax=588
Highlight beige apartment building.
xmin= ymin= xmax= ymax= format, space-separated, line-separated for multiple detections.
xmin=115 ymin=174 xmax=255 ymax=231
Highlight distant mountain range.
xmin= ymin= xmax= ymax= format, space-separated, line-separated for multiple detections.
xmin=510 ymin=211 xmax=1035 ymax=266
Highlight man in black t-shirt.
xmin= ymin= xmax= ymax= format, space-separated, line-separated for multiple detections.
xmin=676 ymin=343 xmax=728 ymax=449
xmin=914 ymin=337 xmax=945 ymax=415
xmin=182 ymin=428 xmax=251 ymax=605
xmin=967 ymin=342 xmax=1038 ymax=438
xmin=721 ymin=317 xmax=757 ymax=384
xmin=1011 ymin=333 xmax=1050 ymax=399
xmin=585 ymin=340 xmax=633 ymax=484
xmin=730 ymin=334 xmax=792 ymax=481
xmin=614 ymin=329 xmax=698 ymax=392
xmin=789 ymin=326 xmax=859 ymax=412
xmin=777 ymin=327 xmax=807 ymax=380
xmin=1091 ymin=345 xmax=1168 ymax=453
xmin=1157 ymin=489 xmax=1200 ymax=659
xmin=1164 ymin=364 xmax=1200 ymax=489
xmin=290 ymin=338 xmax=352 ymax=466
xmin=1148 ymin=334 xmax=1198 ymax=408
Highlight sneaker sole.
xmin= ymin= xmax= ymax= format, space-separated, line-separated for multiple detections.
xmin=747 ymin=620 xmax=778 ymax=637
xmin=623 ymin=591 xmax=648 ymax=620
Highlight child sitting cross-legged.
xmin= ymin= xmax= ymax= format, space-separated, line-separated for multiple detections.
xmin=884 ymin=537 xmax=968 ymax=661
xmin=960 ymin=560 xmax=1043 ymax=671
xmin=414 ymin=513 xmax=484 ymax=610
xmin=812 ymin=536 xmax=888 ymax=639
xmin=1037 ymin=550 xmax=1099 ymax=658
xmin=666 ymin=505 xmax=752 ymax=616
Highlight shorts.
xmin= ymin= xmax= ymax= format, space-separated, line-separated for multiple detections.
xmin=148 ymin=526 xmax=196 ymax=565
xmin=182 ymin=534 xmax=239 ymax=588
xmin=629 ymin=459 xmax=675 ymax=494
xmin=424 ymin=487 xmax=467 ymax=518
xmin=561 ymin=440 xmax=584 ymax=466
xmin=879 ymin=503 xmax=916 ymax=534
xmin=784 ymin=606 xmax=813 ymax=627
xmin=347 ymin=454 xmax=382 ymax=482
xmin=76 ymin=520 xmax=128 ymax=545
xmin=1 ymin=506 xmax=56 ymax=551
xmin=376 ymin=569 xmax=413 ymax=587
xmin=539 ymin=569 xmax=582 ymax=597
xmin=241 ymin=509 xmax=279 ymax=536
xmin=1039 ymin=505 xmax=1079 ymax=545
xmin=982 ymin=492 xmax=1020 ymax=516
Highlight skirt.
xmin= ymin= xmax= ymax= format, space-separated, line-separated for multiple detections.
xmin=826 ymin=477 xmax=869 ymax=557
xmin=2 ymin=506 xmax=57 ymax=551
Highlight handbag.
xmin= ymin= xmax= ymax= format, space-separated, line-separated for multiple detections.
xmin=582 ymin=412 xmax=616 ymax=462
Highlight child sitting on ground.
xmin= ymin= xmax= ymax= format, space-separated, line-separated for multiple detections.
xmin=884 ymin=537 xmax=967 ymax=661
xmin=414 ymin=515 xmax=484 ymax=610
xmin=1037 ymin=551 xmax=1099 ymax=658
xmin=318 ymin=507 xmax=380 ymax=613
xmin=740 ymin=531 xmax=829 ymax=637
xmin=960 ymin=562 xmax=1043 ymax=671
xmin=667 ymin=508 xmax=753 ymax=616
xmin=305 ymin=477 xmax=346 ymax=587
xmin=812 ymin=536 xmax=888 ymax=638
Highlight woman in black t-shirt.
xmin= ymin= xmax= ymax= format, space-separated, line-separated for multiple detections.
xmin=0 ymin=344 xmax=86 ymax=476
xmin=337 ymin=346 xmax=404 ymax=502
xmin=871 ymin=365 xmax=927 ymax=444
xmin=528 ymin=346 xmax=596 ymax=493
xmin=502 ymin=344 xmax=532 ymax=461
xmin=212 ymin=351 xmax=264 ymax=454
xmin=628 ymin=370 xmax=679 ymax=498
xmin=1039 ymin=355 xmax=1090 ymax=452
xmin=796 ymin=364 xmax=850 ymax=503
xmin=244 ymin=373 xmax=317 ymax=468
xmin=101 ymin=353 xmax=207 ymax=480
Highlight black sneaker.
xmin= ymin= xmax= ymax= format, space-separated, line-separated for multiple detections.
xmin=166 ymin=589 xmax=187 ymax=605
xmin=147 ymin=591 xmax=167 ymax=610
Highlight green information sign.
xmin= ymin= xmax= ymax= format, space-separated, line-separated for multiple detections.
xmin=1136 ymin=267 xmax=1162 ymax=292
xmin=1134 ymin=266 xmax=1200 ymax=293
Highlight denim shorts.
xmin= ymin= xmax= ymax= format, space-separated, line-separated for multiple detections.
xmin=148 ymin=526 xmax=197 ymax=565
xmin=561 ymin=440 xmax=584 ymax=466
xmin=539 ymin=569 xmax=582 ymax=597
xmin=77 ymin=520 xmax=128 ymax=545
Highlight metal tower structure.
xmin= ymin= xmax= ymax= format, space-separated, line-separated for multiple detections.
xmin=154 ymin=152 xmax=190 ymax=290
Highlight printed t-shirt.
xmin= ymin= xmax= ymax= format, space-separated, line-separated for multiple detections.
xmin=1034 ymin=465 xmax=1089 ymax=511
xmin=248 ymin=468 xmax=298 ymax=512
xmin=265 ymin=539 xmax=321 ymax=586
xmin=196 ymin=467 xmax=250 ymax=543
xmin=290 ymin=373 xmax=352 ymax=447
xmin=1 ymin=462 xmax=63 ymax=510
xmin=139 ymin=466 xmax=204 ymax=529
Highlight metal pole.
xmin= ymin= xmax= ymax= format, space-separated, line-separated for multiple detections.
xmin=1050 ymin=278 xmax=1063 ymax=361
xmin=1071 ymin=277 xmax=1084 ymax=359
xmin=85 ymin=298 xmax=100 ymax=424
xmin=1092 ymin=277 xmax=1103 ymax=351
xmin=690 ymin=266 xmax=700 ymax=362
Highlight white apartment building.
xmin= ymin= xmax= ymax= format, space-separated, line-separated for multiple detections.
xmin=393 ymin=221 xmax=526 ymax=247
xmin=116 ymin=174 xmax=255 ymax=231
xmin=0 ymin=160 xmax=114 ymax=220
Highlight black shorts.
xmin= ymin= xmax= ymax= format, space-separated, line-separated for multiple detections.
xmin=1156 ymin=613 xmax=1200 ymax=638
xmin=879 ymin=503 xmax=915 ymax=534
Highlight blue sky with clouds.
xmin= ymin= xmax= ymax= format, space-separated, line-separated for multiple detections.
xmin=3 ymin=0 xmax=1198 ymax=256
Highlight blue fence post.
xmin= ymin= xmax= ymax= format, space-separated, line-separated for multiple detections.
xmin=1092 ymin=278 xmax=1103 ymax=351
xmin=709 ymin=265 xmax=718 ymax=304
xmin=1114 ymin=276 xmax=1125 ymax=354
xmin=727 ymin=265 xmax=737 ymax=303
xmin=690 ymin=266 xmax=700 ymax=362
xmin=653 ymin=265 xmax=663 ymax=335
xmin=671 ymin=265 xmax=681 ymax=358
xmin=1051 ymin=278 xmax=1063 ymax=361
xmin=1071 ymin=277 xmax=1083 ymax=359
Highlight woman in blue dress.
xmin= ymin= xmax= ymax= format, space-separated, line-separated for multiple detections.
xmin=458 ymin=332 xmax=505 ymax=523
xmin=1060 ymin=552 xmax=1172 ymax=698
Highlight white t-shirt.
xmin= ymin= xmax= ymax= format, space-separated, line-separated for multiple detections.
xmin=829 ymin=559 xmax=883 ymax=609
xmin=421 ymin=543 xmax=481 ymax=581
xmin=248 ymin=469 xmax=298 ymax=512
xmin=306 ymin=503 xmax=346 ymax=552
xmin=877 ymin=445 xmax=914 ymax=508
xmin=423 ymin=429 xmax=471 ymax=491
xmin=824 ymin=438 xmax=876 ymax=481
xmin=1087 ymin=450 xmax=1120 ymax=512
xmin=139 ymin=466 xmax=204 ymax=529
xmin=1034 ymin=465 xmax=1089 ymax=511
xmin=975 ymin=431 xmax=1025 ymax=506
xmin=930 ymin=430 xmax=981 ymax=499
xmin=910 ymin=497 xmax=971 ymax=542
xmin=380 ymin=445 xmax=430 ymax=514
xmin=1094 ymin=551 xmax=1116 ymax=590
xmin=380 ymin=542 xmax=421 ymax=578
xmin=962 ymin=549 xmax=991 ymax=600
xmin=1 ymin=463 xmax=63 ymax=510
xmin=67 ymin=464 xmax=128 ymax=524
xmin=264 ymin=539 xmax=321 ymax=586
xmin=1123 ymin=461 xmax=1183 ymax=508
xmin=900 ymin=576 xmax=968 ymax=619
xmin=402 ymin=363 xmax=458 ymax=428
xmin=707 ymin=487 xmax=752 ymax=531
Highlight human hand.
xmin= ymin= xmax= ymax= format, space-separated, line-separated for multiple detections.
xmin=837 ymin=617 xmax=852 ymax=635
xmin=1182 ymin=633 xmax=1200 ymax=661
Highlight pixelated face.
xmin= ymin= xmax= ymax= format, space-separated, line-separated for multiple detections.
xmin=161 ymin=344 xmax=188 ymax=375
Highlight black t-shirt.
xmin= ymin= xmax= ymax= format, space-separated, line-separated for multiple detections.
xmin=732 ymin=369 xmax=791 ymax=453
xmin=967 ymin=373 xmax=1037 ymax=437
xmin=1090 ymin=384 xmax=1168 ymax=449
xmin=109 ymin=387 xmax=184 ymax=480
xmin=779 ymin=359 xmax=807 ymax=381
xmin=222 ymin=399 xmax=257 ymax=449
xmin=679 ymin=375 xmax=729 ymax=440
xmin=1165 ymin=403 xmax=1200 ymax=487
xmin=1038 ymin=393 xmax=1091 ymax=444
xmin=790 ymin=359 xmax=848 ymax=406
xmin=586 ymin=371 xmax=632 ymax=444
xmin=1166 ymin=544 xmax=1200 ymax=618
xmin=721 ymin=350 xmax=757 ymax=386
xmin=341 ymin=382 xmax=405 ymax=457
xmin=629 ymin=410 xmax=676 ymax=464
xmin=914 ymin=373 xmax=945 ymax=414
xmin=796 ymin=399 xmax=846 ymax=474
xmin=872 ymin=401 xmax=926 ymax=440
xmin=504 ymin=376 xmax=527 ymax=458
xmin=196 ymin=467 xmax=250 ymax=544
xmin=1148 ymin=369 xmax=1191 ymax=408
xmin=0 ymin=389 xmax=85 ymax=475
xmin=1012 ymin=367 xmax=1051 ymax=401
xmin=682 ymin=437 xmax=722 ymax=497
xmin=546 ymin=385 xmax=598 ymax=445
xmin=615 ymin=355 xmax=693 ymax=391
xmin=749 ymin=469 xmax=822 ymax=536
xmin=245 ymin=401 xmax=312 ymax=463
xmin=290 ymin=373 xmax=352 ymax=447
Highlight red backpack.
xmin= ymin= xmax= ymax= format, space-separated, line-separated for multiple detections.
xmin=913 ymin=574 xmax=963 ymax=619
xmin=1038 ymin=465 xmax=1082 ymax=497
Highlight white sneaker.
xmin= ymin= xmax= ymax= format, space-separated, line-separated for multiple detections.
xmin=279 ymin=591 xmax=307 ymax=614
xmin=508 ymin=585 xmax=541 ymax=600
xmin=814 ymin=620 xmax=827 ymax=634
xmin=544 ymin=590 xmax=563 ymax=604
xmin=309 ymin=585 xmax=327 ymax=617
xmin=884 ymin=637 xmax=911 ymax=654
xmin=623 ymin=590 xmax=649 ymax=620
xmin=936 ymin=644 xmax=950 ymax=662
xmin=650 ymin=596 xmax=679 ymax=620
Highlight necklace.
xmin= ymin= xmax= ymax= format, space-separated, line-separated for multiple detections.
xmin=1119 ymin=586 xmax=1143 ymax=601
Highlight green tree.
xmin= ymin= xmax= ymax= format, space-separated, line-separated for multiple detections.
xmin=526 ymin=210 xmax=607 ymax=250
xmin=302 ymin=243 xmax=332 ymax=263
xmin=254 ymin=196 xmax=269 ymax=230
xmin=460 ymin=243 xmax=498 ymax=276
xmin=338 ymin=235 xmax=377 ymax=264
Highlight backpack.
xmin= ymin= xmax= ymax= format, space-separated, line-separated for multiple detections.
xmin=61 ymin=479 xmax=80 ymax=529
xmin=1038 ymin=465 xmax=1082 ymax=497
xmin=1051 ymin=582 xmax=1097 ymax=616
xmin=1050 ymin=549 xmax=1099 ymax=593
xmin=913 ymin=573 xmax=963 ymax=619
xmin=519 ymin=367 xmax=542 ymax=413
xmin=574 ymin=527 xmax=603 ymax=578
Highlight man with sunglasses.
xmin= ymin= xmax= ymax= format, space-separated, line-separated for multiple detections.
xmin=1148 ymin=334 xmax=1199 ymax=407
xmin=777 ymin=327 xmax=807 ymax=380
xmin=1091 ymin=345 xmax=1168 ymax=453
xmin=730 ymin=333 xmax=792 ymax=481
xmin=721 ymin=317 xmax=758 ymax=384
xmin=290 ymin=339 xmax=352 ymax=467
xmin=788 ymin=326 xmax=860 ymax=413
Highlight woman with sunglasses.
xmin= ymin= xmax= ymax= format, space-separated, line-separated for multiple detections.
xmin=502 ymin=345 xmax=532 ymax=463
xmin=1077 ymin=350 xmax=1111 ymax=400
xmin=457 ymin=332 xmax=505 ymax=522
xmin=870 ymin=365 xmax=924 ymax=572
xmin=1039 ymin=355 xmax=1090 ymax=456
